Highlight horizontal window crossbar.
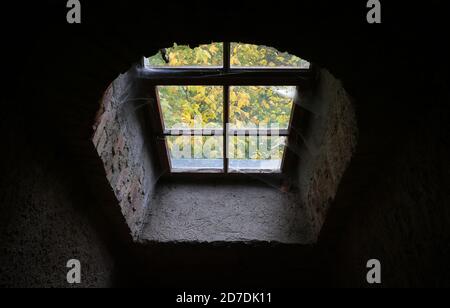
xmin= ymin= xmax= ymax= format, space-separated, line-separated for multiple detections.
xmin=138 ymin=68 xmax=312 ymax=86
xmin=163 ymin=129 xmax=289 ymax=137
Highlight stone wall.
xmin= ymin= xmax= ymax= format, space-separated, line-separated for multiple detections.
xmin=297 ymin=69 xmax=358 ymax=240
xmin=92 ymin=70 xmax=159 ymax=240
xmin=91 ymin=62 xmax=358 ymax=245
xmin=319 ymin=69 xmax=450 ymax=287
xmin=0 ymin=111 xmax=115 ymax=288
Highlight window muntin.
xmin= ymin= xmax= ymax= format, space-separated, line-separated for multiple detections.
xmin=145 ymin=42 xmax=311 ymax=174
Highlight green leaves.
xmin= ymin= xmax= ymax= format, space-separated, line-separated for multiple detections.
xmin=147 ymin=43 xmax=223 ymax=67
xmin=146 ymin=42 xmax=309 ymax=68
xmin=231 ymin=43 xmax=304 ymax=68
xmin=149 ymin=42 xmax=305 ymax=169
xmin=159 ymin=85 xmax=294 ymax=166
xmin=230 ymin=86 xmax=295 ymax=129
xmin=158 ymin=86 xmax=223 ymax=129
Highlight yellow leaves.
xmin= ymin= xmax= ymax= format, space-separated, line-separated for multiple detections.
xmin=209 ymin=44 xmax=219 ymax=54
xmin=260 ymin=117 xmax=270 ymax=126
xmin=149 ymin=43 xmax=224 ymax=67
xmin=194 ymin=49 xmax=212 ymax=64
xmin=169 ymin=53 xmax=179 ymax=66
xmin=241 ymin=111 xmax=250 ymax=120
xmin=208 ymin=102 xmax=217 ymax=112
xmin=237 ymin=98 xmax=247 ymax=109
xmin=168 ymin=87 xmax=178 ymax=95
xmin=229 ymin=43 xmax=301 ymax=68
xmin=278 ymin=115 xmax=289 ymax=127
xmin=159 ymin=86 xmax=224 ymax=129
xmin=195 ymin=86 xmax=206 ymax=96
xmin=192 ymin=103 xmax=200 ymax=113
xmin=160 ymin=85 xmax=295 ymax=140
xmin=230 ymin=55 xmax=240 ymax=66
xmin=193 ymin=87 xmax=206 ymax=102
xmin=181 ymin=109 xmax=192 ymax=125
xmin=237 ymin=92 xmax=250 ymax=109
xmin=230 ymin=89 xmax=252 ymax=127
xmin=147 ymin=42 xmax=306 ymax=69
xmin=207 ymin=94 xmax=216 ymax=103
xmin=230 ymin=90 xmax=237 ymax=102
xmin=193 ymin=94 xmax=204 ymax=102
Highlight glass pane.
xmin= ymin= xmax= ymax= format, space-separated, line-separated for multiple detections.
xmin=167 ymin=136 xmax=224 ymax=172
xmin=228 ymin=136 xmax=287 ymax=173
xmin=230 ymin=86 xmax=296 ymax=130
xmin=145 ymin=43 xmax=223 ymax=68
xmin=231 ymin=43 xmax=310 ymax=69
xmin=157 ymin=86 xmax=223 ymax=130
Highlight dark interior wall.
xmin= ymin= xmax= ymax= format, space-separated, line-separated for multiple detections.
xmin=1 ymin=1 xmax=449 ymax=287
xmin=319 ymin=69 xmax=450 ymax=287
xmin=0 ymin=103 xmax=115 ymax=288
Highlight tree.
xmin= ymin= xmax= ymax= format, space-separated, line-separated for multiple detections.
xmin=148 ymin=43 xmax=303 ymax=162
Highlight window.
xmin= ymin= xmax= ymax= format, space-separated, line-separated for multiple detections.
xmin=143 ymin=42 xmax=312 ymax=174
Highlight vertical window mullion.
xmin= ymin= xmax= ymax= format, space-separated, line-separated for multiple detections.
xmin=224 ymin=86 xmax=229 ymax=173
xmin=223 ymin=42 xmax=231 ymax=70
xmin=223 ymin=42 xmax=231 ymax=173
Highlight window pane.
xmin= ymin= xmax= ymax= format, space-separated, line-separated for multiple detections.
xmin=167 ymin=136 xmax=224 ymax=172
xmin=229 ymin=136 xmax=287 ymax=173
xmin=157 ymin=86 xmax=223 ymax=130
xmin=145 ymin=43 xmax=223 ymax=68
xmin=231 ymin=43 xmax=310 ymax=69
xmin=230 ymin=86 xmax=296 ymax=130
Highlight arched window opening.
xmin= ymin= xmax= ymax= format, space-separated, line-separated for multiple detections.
xmin=142 ymin=42 xmax=312 ymax=174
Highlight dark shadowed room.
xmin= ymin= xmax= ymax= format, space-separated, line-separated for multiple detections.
xmin=1 ymin=0 xmax=449 ymax=292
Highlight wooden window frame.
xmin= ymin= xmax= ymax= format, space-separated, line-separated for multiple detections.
xmin=140 ymin=42 xmax=314 ymax=176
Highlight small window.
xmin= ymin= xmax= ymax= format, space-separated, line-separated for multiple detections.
xmin=144 ymin=42 xmax=312 ymax=174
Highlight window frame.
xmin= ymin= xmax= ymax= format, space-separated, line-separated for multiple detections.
xmin=141 ymin=42 xmax=314 ymax=176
